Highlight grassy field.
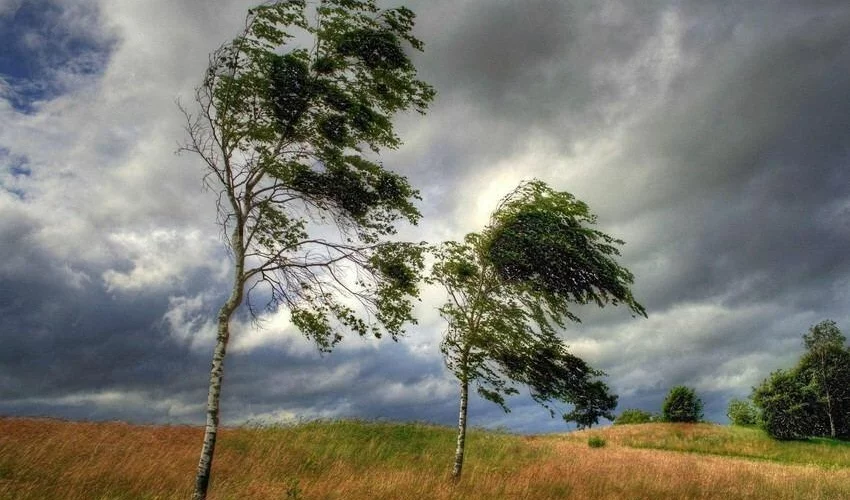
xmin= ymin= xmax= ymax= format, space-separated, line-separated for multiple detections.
xmin=569 ymin=423 xmax=850 ymax=468
xmin=1 ymin=418 xmax=849 ymax=499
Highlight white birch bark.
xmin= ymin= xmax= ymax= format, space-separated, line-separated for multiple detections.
xmin=192 ymin=229 xmax=245 ymax=500
xmin=826 ymin=393 xmax=836 ymax=438
xmin=451 ymin=375 xmax=469 ymax=480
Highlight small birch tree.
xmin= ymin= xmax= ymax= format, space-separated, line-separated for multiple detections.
xmin=431 ymin=180 xmax=645 ymax=480
xmin=800 ymin=320 xmax=850 ymax=438
xmin=179 ymin=2 xmax=433 ymax=498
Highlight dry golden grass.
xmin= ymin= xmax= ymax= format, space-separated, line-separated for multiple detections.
xmin=1 ymin=417 xmax=848 ymax=499
xmin=540 ymin=437 xmax=850 ymax=499
xmin=566 ymin=423 xmax=850 ymax=468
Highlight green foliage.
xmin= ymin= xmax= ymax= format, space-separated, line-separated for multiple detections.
xmin=182 ymin=0 xmax=434 ymax=347
xmin=243 ymin=419 xmax=546 ymax=471
xmin=430 ymin=181 xmax=643 ymax=478
xmin=587 ymin=436 xmax=606 ymax=448
xmin=564 ymin=380 xmax=618 ymax=429
xmin=662 ymin=386 xmax=703 ymax=423
xmin=431 ymin=181 xmax=644 ymax=422
xmin=803 ymin=319 xmax=846 ymax=352
xmin=614 ymin=408 xmax=656 ymax=425
xmin=186 ymin=6 xmax=433 ymax=495
xmin=485 ymin=180 xmax=646 ymax=323
xmin=752 ymin=369 xmax=816 ymax=440
xmin=726 ymin=398 xmax=759 ymax=426
xmin=799 ymin=320 xmax=850 ymax=439
xmin=751 ymin=320 xmax=850 ymax=440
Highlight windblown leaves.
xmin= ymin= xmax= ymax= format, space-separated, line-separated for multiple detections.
xmin=486 ymin=180 xmax=646 ymax=318
xmin=187 ymin=0 xmax=434 ymax=349
xmin=431 ymin=180 xmax=642 ymax=426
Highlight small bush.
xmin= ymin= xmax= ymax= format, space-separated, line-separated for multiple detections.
xmin=614 ymin=408 xmax=655 ymax=425
xmin=662 ymin=386 xmax=704 ymax=423
xmin=727 ymin=398 xmax=759 ymax=426
xmin=587 ymin=436 xmax=606 ymax=448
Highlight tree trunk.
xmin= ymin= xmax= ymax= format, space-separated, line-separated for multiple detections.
xmin=192 ymin=294 xmax=241 ymax=500
xmin=193 ymin=231 xmax=245 ymax=500
xmin=451 ymin=375 xmax=469 ymax=480
xmin=826 ymin=393 xmax=836 ymax=438
xmin=819 ymin=352 xmax=836 ymax=439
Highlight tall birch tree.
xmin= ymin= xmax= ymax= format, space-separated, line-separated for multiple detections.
xmin=431 ymin=180 xmax=645 ymax=480
xmin=179 ymin=2 xmax=433 ymax=498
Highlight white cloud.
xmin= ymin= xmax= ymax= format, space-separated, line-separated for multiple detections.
xmin=162 ymin=292 xmax=218 ymax=351
xmin=235 ymin=403 xmax=353 ymax=426
xmin=12 ymin=390 xmax=206 ymax=419
xmin=229 ymin=307 xmax=321 ymax=356
xmin=693 ymin=353 xmax=772 ymax=393
xmin=373 ymin=375 xmax=456 ymax=406
xmin=102 ymin=229 xmax=225 ymax=293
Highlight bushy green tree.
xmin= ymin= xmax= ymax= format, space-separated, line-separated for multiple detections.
xmin=662 ymin=386 xmax=703 ymax=423
xmin=752 ymin=320 xmax=850 ymax=440
xmin=726 ymin=398 xmax=759 ymax=426
xmin=613 ymin=408 xmax=656 ymax=425
xmin=431 ymin=180 xmax=645 ymax=479
xmin=752 ymin=369 xmax=819 ymax=440
xmin=180 ymin=2 xmax=434 ymax=498
xmin=799 ymin=320 xmax=850 ymax=438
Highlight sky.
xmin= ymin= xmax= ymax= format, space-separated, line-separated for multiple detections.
xmin=1 ymin=0 xmax=850 ymax=433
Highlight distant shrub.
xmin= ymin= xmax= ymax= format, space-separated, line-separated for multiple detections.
xmin=614 ymin=408 xmax=655 ymax=425
xmin=587 ymin=436 xmax=606 ymax=448
xmin=662 ymin=386 xmax=704 ymax=423
xmin=727 ymin=398 xmax=759 ymax=426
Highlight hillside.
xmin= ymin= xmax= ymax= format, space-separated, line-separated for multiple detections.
xmin=1 ymin=417 xmax=849 ymax=499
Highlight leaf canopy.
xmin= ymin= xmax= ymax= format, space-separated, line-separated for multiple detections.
xmin=752 ymin=320 xmax=850 ymax=439
xmin=431 ymin=180 xmax=642 ymax=420
xmin=183 ymin=0 xmax=434 ymax=349
xmin=486 ymin=179 xmax=646 ymax=320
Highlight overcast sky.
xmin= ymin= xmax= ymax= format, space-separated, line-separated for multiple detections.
xmin=2 ymin=0 xmax=850 ymax=433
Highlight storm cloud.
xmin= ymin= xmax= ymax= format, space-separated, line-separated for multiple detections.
xmin=2 ymin=0 xmax=850 ymax=432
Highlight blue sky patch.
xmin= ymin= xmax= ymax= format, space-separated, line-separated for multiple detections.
xmin=0 ymin=147 xmax=30 ymax=199
xmin=0 ymin=0 xmax=116 ymax=113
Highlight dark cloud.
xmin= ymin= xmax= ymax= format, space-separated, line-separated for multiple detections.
xmin=2 ymin=0 xmax=850 ymax=434
xmin=401 ymin=1 xmax=651 ymax=170
xmin=611 ymin=4 xmax=850 ymax=314
xmin=0 ymin=273 xmax=193 ymax=400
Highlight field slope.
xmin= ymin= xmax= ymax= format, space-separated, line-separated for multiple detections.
xmin=1 ymin=417 xmax=849 ymax=499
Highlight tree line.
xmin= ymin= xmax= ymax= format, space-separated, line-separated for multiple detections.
xmin=613 ymin=385 xmax=704 ymax=425
xmin=612 ymin=321 xmax=850 ymax=444
xmin=180 ymin=2 xmax=645 ymax=498
xmin=730 ymin=320 xmax=850 ymax=440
